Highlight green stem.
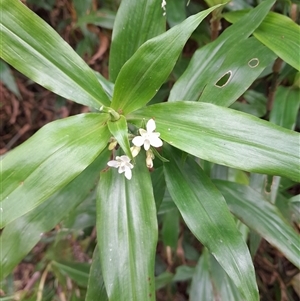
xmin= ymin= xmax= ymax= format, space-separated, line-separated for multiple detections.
xmin=99 ymin=106 xmax=120 ymax=121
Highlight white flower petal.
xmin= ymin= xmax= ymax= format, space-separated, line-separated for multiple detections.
xmin=118 ymin=165 xmax=126 ymax=173
xmin=144 ymin=139 xmax=151 ymax=150
xmin=150 ymin=136 xmax=163 ymax=148
xmin=146 ymin=118 xmax=156 ymax=133
xmin=151 ymin=132 xmax=160 ymax=138
xmin=124 ymin=168 xmax=132 ymax=180
xmin=132 ymin=136 xmax=145 ymax=147
xmin=127 ymin=162 xmax=134 ymax=169
xmin=107 ymin=160 xmax=120 ymax=168
xmin=139 ymin=128 xmax=147 ymax=136
xmin=120 ymin=155 xmax=130 ymax=163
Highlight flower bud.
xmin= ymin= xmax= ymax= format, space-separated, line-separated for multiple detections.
xmin=146 ymin=150 xmax=155 ymax=168
xmin=130 ymin=146 xmax=141 ymax=157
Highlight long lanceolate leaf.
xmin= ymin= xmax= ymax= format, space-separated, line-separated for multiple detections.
xmin=86 ymin=247 xmax=108 ymax=301
xmin=215 ymin=181 xmax=300 ymax=269
xmin=110 ymin=5 xmax=220 ymax=115
xmin=224 ymin=11 xmax=300 ymax=71
xmin=97 ymin=155 xmax=158 ymax=301
xmin=109 ymin=0 xmax=165 ymax=82
xmin=108 ymin=116 xmax=132 ymax=159
xmin=168 ymin=0 xmax=276 ymax=106
xmin=0 ymin=113 xmax=110 ymax=228
xmin=128 ymin=102 xmax=299 ymax=182
xmin=0 ymin=150 xmax=110 ymax=280
xmin=163 ymin=147 xmax=259 ymax=301
xmin=0 ymin=0 xmax=110 ymax=108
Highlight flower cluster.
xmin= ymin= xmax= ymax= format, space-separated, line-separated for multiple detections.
xmin=107 ymin=119 xmax=163 ymax=180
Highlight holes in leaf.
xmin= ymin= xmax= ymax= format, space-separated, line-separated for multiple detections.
xmin=248 ymin=58 xmax=259 ymax=68
xmin=215 ymin=71 xmax=232 ymax=88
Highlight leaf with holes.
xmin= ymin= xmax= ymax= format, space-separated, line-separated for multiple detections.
xmin=224 ymin=10 xmax=300 ymax=71
xmin=110 ymin=5 xmax=220 ymax=114
xmin=168 ymin=0 xmax=276 ymax=107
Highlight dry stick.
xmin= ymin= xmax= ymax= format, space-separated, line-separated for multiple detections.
xmin=210 ymin=12 xmax=221 ymax=41
xmin=36 ymin=263 xmax=52 ymax=301
xmin=267 ymin=57 xmax=283 ymax=112
xmin=24 ymin=271 xmax=41 ymax=292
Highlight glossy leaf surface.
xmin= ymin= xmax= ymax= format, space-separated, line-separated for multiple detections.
xmin=190 ymin=250 xmax=214 ymax=301
xmin=215 ymin=181 xmax=300 ymax=268
xmin=97 ymin=154 xmax=158 ymax=301
xmin=108 ymin=115 xmax=132 ymax=159
xmin=1 ymin=113 xmax=110 ymax=227
xmin=224 ymin=10 xmax=300 ymax=71
xmin=269 ymin=86 xmax=300 ymax=130
xmin=163 ymin=148 xmax=258 ymax=301
xmin=129 ymin=102 xmax=299 ymax=181
xmin=111 ymin=5 xmax=219 ymax=114
xmin=169 ymin=0 xmax=276 ymax=106
xmin=109 ymin=0 xmax=165 ymax=81
xmin=86 ymin=247 xmax=108 ymax=301
xmin=0 ymin=0 xmax=110 ymax=108
xmin=0 ymin=150 xmax=109 ymax=279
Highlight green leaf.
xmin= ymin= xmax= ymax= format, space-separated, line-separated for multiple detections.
xmin=166 ymin=0 xmax=187 ymax=27
xmin=0 ymin=60 xmax=21 ymax=99
xmin=169 ymin=0 xmax=276 ymax=106
xmin=52 ymin=261 xmax=90 ymax=287
xmin=163 ymin=147 xmax=259 ymax=301
xmin=94 ymin=71 xmax=114 ymax=99
xmin=214 ymin=180 xmax=300 ymax=269
xmin=198 ymin=38 xmax=275 ymax=106
xmin=224 ymin=10 xmax=300 ymax=71
xmin=230 ymin=90 xmax=267 ymax=118
xmin=128 ymin=101 xmax=299 ymax=181
xmin=209 ymin=253 xmax=244 ymax=301
xmin=150 ymin=167 xmax=166 ymax=210
xmin=111 ymin=5 xmax=220 ymax=115
xmin=289 ymin=194 xmax=300 ymax=223
xmin=155 ymin=272 xmax=174 ymax=290
xmin=108 ymin=115 xmax=132 ymax=159
xmin=76 ymin=9 xmax=116 ymax=30
xmin=86 ymin=247 xmax=108 ymax=301
xmin=109 ymin=0 xmax=165 ymax=82
xmin=269 ymin=86 xmax=300 ymax=130
xmin=190 ymin=250 xmax=214 ymax=301
xmin=1 ymin=113 xmax=110 ymax=227
xmin=173 ymin=265 xmax=195 ymax=282
xmin=162 ymin=209 xmax=179 ymax=249
xmin=0 ymin=150 xmax=109 ymax=279
xmin=0 ymin=0 xmax=110 ymax=108
xmin=96 ymin=154 xmax=158 ymax=301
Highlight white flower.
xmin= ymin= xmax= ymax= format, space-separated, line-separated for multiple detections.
xmin=107 ymin=155 xmax=134 ymax=180
xmin=132 ymin=119 xmax=163 ymax=151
